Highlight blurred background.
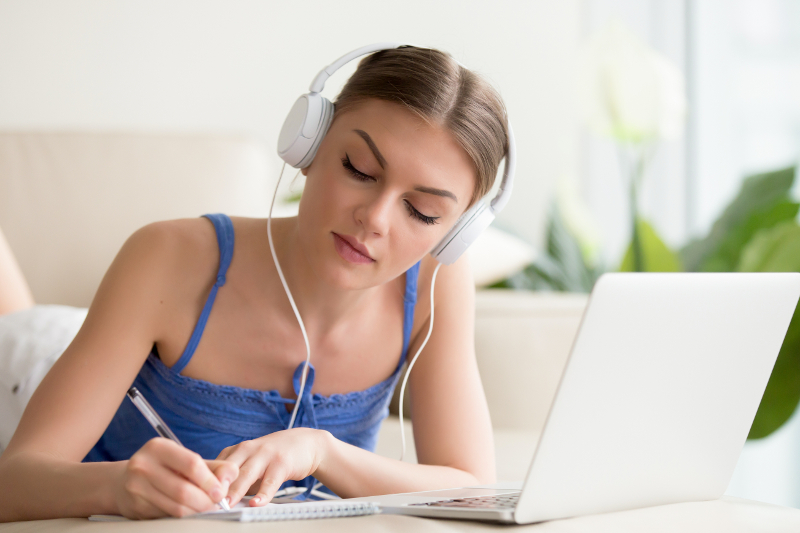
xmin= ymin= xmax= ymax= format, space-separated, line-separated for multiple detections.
xmin=2 ymin=0 xmax=800 ymax=509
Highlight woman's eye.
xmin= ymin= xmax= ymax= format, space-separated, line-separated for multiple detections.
xmin=404 ymin=200 xmax=439 ymax=226
xmin=341 ymin=155 xmax=375 ymax=182
xmin=341 ymin=154 xmax=438 ymax=226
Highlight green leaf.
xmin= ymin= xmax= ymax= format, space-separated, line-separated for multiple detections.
xmin=748 ymin=305 xmax=800 ymax=439
xmin=738 ymin=222 xmax=800 ymax=439
xmin=701 ymin=201 xmax=799 ymax=272
xmin=738 ymin=222 xmax=800 ymax=273
xmin=619 ymin=219 xmax=682 ymax=272
xmin=681 ymin=166 xmax=796 ymax=272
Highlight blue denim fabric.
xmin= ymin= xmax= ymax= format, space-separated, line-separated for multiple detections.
xmin=83 ymin=213 xmax=420 ymax=499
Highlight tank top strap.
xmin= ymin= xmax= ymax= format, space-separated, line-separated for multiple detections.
xmin=397 ymin=261 xmax=421 ymax=370
xmin=171 ymin=213 xmax=235 ymax=374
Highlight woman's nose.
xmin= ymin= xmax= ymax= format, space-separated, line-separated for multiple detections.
xmin=355 ymin=192 xmax=393 ymax=236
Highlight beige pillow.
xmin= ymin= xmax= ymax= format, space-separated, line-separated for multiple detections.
xmin=468 ymin=226 xmax=535 ymax=287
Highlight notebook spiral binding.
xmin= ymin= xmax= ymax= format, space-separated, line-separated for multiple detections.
xmin=197 ymin=501 xmax=381 ymax=522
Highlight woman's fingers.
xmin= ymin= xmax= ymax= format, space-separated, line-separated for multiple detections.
xmin=205 ymin=459 xmax=239 ymax=503
xmin=215 ymin=444 xmax=263 ymax=505
xmin=209 ymin=430 xmax=326 ymax=507
xmin=226 ymin=455 xmax=268 ymax=506
xmin=148 ymin=439 xmax=225 ymax=502
xmin=118 ymin=439 xmax=241 ymax=518
xmin=251 ymin=461 xmax=290 ymax=506
xmin=145 ymin=461 xmax=218 ymax=513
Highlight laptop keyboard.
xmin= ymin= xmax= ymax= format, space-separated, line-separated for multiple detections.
xmin=409 ymin=493 xmax=520 ymax=509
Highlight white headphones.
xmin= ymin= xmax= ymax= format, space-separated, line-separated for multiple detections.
xmin=277 ymin=42 xmax=516 ymax=265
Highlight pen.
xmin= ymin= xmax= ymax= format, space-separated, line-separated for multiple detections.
xmin=126 ymin=386 xmax=231 ymax=511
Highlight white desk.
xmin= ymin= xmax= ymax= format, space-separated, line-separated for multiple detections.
xmin=1 ymin=496 xmax=798 ymax=532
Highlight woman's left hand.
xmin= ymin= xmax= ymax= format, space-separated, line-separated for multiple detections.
xmin=215 ymin=428 xmax=330 ymax=506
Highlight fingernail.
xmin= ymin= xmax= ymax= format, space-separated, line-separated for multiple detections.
xmin=211 ymin=487 xmax=222 ymax=500
xmin=220 ymin=480 xmax=230 ymax=494
xmin=252 ymin=496 xmax=261 ymax=504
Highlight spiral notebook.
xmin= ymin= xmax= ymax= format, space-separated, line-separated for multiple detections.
xmin=89 ymin=499 xmax=380 ymax=522
xmin=195 ymin=500 xmax=380 ymax=522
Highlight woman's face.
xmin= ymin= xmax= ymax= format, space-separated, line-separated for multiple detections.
xmin=297 ymin=98 xmax=475 ymax=290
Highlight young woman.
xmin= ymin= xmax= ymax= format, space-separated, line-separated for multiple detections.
xmin=0 ymin=45 xmax=509 ymax=521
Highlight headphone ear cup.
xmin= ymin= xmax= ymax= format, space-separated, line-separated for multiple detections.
xmin=277 ymin=93 xmax=334 ymax=168
xmin=430 ymin=203 xmax=495 ymax=265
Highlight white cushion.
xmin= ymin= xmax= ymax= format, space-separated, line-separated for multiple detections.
xmin=0 ymin=305 xmax=87 ymax=451
xmin=468 ymin=226 xmax=535 ymax=287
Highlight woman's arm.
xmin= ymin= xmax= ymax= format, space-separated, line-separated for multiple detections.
xmin=0 ymin=221 xmax=235 ymax=521
xmin=315 ymin=431 xmax=482 ymax=498
xmin=218 ymin=254 xmax=495 ymax=503
xmin=0 ymin=225 xmax=35 ymax=315
xmin=401 ymin=253 xmax=496 ymax=484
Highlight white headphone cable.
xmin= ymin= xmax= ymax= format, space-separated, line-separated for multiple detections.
xmin=398 ymin=261 xmax=442 ymax=462
xmin=267 ymin=162 xmax=311 ymax=430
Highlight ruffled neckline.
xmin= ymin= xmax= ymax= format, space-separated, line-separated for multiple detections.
xmin=148 ymin=347 xmax=402 ymax=407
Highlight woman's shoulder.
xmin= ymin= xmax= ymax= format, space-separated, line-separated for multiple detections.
xmin=131 ymin=214 xmax=262 ymax=268
xmin=130 ymin=215 xmax=276 ymax=289
xmin=408 ymin=253 xmax=475 ymax=341
xmin=415 ymin=252 xmax=474 ymax=301
xmin=123 ymin=215 xmax=260 ymax=302
xmin=128 ymin=217 xmax=217 ymax=274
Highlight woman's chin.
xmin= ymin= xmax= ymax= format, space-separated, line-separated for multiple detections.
xmin=324 ymin=261 xmax=381 ymax=291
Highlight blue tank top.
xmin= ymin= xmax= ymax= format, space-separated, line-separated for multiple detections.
xmin=83 ymin=213 xmax=420 ymax=498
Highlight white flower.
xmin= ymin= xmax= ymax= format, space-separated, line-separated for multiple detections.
xmin=579 ymin=20 xmax=687 ymax=143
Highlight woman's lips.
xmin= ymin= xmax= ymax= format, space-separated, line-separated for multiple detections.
xmin=332 ymin=233 xmax=375 ymax=264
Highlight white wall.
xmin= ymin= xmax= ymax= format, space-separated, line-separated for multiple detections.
xmin=0 ymin=0 xmax=582 ymax=248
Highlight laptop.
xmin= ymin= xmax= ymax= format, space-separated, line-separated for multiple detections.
xmin=359 ymin=273 xmax=800 ymax=524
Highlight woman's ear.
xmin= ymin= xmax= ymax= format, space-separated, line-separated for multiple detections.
xmin=301 ymin=166 xmax=309 ymax=176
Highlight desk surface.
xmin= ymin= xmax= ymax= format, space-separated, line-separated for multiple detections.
xmin=1 ymin=497 xmax=798 ymax=533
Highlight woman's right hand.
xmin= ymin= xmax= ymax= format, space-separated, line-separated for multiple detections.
xmin=114 ymin=438 xmax=239 ymax=519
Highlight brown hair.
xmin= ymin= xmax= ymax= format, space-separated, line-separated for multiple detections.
xmin=334 ymin=46 xmax=509 ymax=206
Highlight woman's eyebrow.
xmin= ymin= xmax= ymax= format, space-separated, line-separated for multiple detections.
xmin=353 ymin=129 xmax=458 ymax=202
xmin=414 ymin=186 xmax=458 ymax=202
xmin=353 ymin=129 xmax=387 ymax=169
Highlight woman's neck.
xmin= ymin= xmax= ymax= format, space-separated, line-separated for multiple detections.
xmin=267 ymin=216 xmax=384 ymax=336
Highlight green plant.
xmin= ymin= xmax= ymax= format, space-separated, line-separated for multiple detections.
xmin=681 ymin=167 xmax=798 ymax=272
xmin=493 ymin=204 xmax=604 ymax=293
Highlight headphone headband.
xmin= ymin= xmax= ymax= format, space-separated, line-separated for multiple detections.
xmin=309 ymin=42 xmax=406 ymax=93
xmin=277 ymin=43 xmax=516 ymax=264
